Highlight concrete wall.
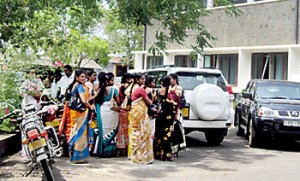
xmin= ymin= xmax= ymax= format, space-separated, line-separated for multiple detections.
xmin=146 ymin=0 xmax=298 ymax=50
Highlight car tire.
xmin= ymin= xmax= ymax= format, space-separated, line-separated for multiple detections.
xmin=190 ymin=84 xmax=228 ymax=120
xmin=248 ymin=118 xmax=259 ymax=147
xmin=235 ymin=112 xmax=244 ymax=136
xmin=205 ymin=132 xmax=225 ymax=145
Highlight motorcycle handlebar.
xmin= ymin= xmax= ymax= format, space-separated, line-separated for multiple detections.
xmin=0 ymin=109 xmax=22 ymax=124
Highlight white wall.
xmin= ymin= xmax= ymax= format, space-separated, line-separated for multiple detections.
xmin=163 ymin=53 xmax=175 ymax=65
xmin=288 ymin=47 xmax=300 ymax=82
xmin=134 ymin=53 xmax=144 ymax=69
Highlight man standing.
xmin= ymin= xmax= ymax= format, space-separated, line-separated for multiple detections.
xmin=57 ymin=65 xmax=74 ymax=97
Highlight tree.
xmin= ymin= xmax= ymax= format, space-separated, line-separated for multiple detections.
xmin=101 ymin=9 xmax=143 ymax=67
xmin=0 ymin=0 xmax=108 ymax=66
xmin=108 ymin=0 xmax=242 ymax=53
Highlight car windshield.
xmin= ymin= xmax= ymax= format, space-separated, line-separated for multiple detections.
xmin=176 ymin=72 xmax=227 ymax=91
xmin=256 ymin=82 xmax=300 ymax=100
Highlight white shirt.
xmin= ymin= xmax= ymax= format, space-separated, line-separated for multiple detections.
xmin=57 ymin=75 xmax=74 ymax=95
xmin=50 ymin=81 xmax=60 ymax=98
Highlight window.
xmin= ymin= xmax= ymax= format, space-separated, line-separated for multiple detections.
xmin=218 ymin=54 xmax=238 ymax=86
xmin=145 ymin=71 xmax=167 ymax=88
xmin=175 ymin=55 xmax=197 ymax=67
xmin=256 ymin=81 xmax=300 ymax=100
xmin=251 ymin=53 xmax=288 ymax=80
xmin=116 ymin=65 xmax=133 ymax=76
xmin=176 ymin=71 xmax=227 ymax=91
xmin=204 ymin=55 xmax=217 ymax=68
xmin=146 ymin=56 xmax=163 ymax=69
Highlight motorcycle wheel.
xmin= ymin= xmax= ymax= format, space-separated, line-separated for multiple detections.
xmin=40 ymin=159 xmax=55 ymax=181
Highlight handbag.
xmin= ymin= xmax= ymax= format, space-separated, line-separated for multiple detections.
xmin=68 ymin=85 xmax=86 ymax=112
xmin=120 ymin=95 xmax=132 ymax=111
xmin=171 ymin=120 xmax=184 ymax=145
xmin=110 ymin=88 xmax=120 ymax=111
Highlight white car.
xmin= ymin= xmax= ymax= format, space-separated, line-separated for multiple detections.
xmin=142 ymin=66 xmax=235 ymax=145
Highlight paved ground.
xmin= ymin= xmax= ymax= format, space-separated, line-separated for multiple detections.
xmin=1 ymin=127 xmax=300 ymax=181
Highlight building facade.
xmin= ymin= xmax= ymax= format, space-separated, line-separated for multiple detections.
xmin=133 ymin=0 xmax=300 ymax=93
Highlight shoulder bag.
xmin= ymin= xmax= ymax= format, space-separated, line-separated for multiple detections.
xmin=68 ymin=85 xmax=86 ymax=112
xmin=110 ymin=88 xmax=120 ymax=112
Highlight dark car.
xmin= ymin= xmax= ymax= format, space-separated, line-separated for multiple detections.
xmin=235 ymin=79 xmax=300 ymax=147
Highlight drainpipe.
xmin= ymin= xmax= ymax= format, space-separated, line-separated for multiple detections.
xmin=295 ymin=0 xmax=299 ymax=44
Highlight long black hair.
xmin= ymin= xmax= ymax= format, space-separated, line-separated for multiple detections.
xmin=121 ymin=73 xmax=132 ymax=84
xmin=120 ymin=73 xmax=132 ymax=95
xmin=145 ymin=76 xmax=155 ymax=90
xmin=95 ymin=73 xmax=114 ymax=105
xmin=65 ymin=69 xmax=85 ymax=101
xmin=162 ymin=75 xmax=170 ymax=98
xmin=169 ymin=73 xmax=179 ymax=85
xmin=133 ymin=73 xmax=144 ymax=84
xmin=87 ymin=70 xmax=96 ymax=81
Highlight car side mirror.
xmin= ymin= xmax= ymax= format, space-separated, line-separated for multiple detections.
xmin=242 ymin=92 xmax=252 ymax=99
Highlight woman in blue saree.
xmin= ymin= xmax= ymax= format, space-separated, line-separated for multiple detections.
xmin=93 ymin=73 xmax=120 ymax=157
xmin=68 ymin=69 xmax=94 ymax=164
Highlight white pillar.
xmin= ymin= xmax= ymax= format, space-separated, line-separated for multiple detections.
xmin=207 ymin=0 xmax=214 ymax=8
xmin=236 ymin=49 xmax=252 ymax=93
xmin=134 ymin=53 xmax=143 ymax=70
xmin=197 ymin=53 xmax=204 ymax=68
xmin=288 ymin=47 xmax=300 ymax=82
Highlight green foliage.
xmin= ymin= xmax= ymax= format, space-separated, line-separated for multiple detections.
xmin=0 ymin=0 xmax=107 ymax=66
xmin=0 ymin=73 xmax=22 ymax=108
xmin=102 ymin=9 xmax=143 ymax=65
xmin=0 ymin=118 xmax=18 ymax=134
xmin=78 ymin=37 xmax=110 ymax=66
xmin=0 ymin=102 xmax=18 ymax=134
xmin=110 ymin=0 xmax=242 ymax=54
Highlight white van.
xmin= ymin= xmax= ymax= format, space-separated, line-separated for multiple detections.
xmin=143 ymin=66 xmax=235 ymax=145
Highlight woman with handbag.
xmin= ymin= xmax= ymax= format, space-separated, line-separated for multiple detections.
xmin=145 ymin=76 xmax=157 ymax=147
xmin=93 ymin=73 xmax=120 ymax=157
xmin=68 ymin=69 xmax=94 ymax=164
xmin=154 ymin=76 xmax=180 ymax=161
xmin=129 ymin=73 xmax=154 ymax=164
xmin=169 ymin=73 xmax=187 ymax=153
xmin=116 ymin=73 xmax=132 ymax=157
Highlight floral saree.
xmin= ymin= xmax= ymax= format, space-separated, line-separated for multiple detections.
xmin=130 ymin=97 xmax=154 ymax=164
xmin=154 ymin=88 xmax=180 ymax=161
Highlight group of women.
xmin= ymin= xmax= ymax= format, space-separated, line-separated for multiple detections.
xmin=62 ymin=69 xmax=184 ymax=164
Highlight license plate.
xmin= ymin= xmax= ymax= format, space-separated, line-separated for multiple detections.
xmin=45 ymin=119 xmax=60 ymax=127
xmin=283 ymin=120 xmax=300 ymax=127
xmin=29 ymin=138 xmax=46 ymax=151
xmin=181 ymin=108 xmax=189 ymax=117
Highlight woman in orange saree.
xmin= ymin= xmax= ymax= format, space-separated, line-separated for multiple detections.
xmin=68 ymin=70 xmax=94 ymax=163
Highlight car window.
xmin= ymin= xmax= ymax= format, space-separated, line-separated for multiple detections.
xmin=176 ymin=72 xmax=227 ymax=91
xmin=245 ymin=82 xmax=253 ymax=92
xmin=256 ymin=82 xmax=300 ymax=99
xmin=249 ymin=82 xmax=256 ymax=98
xmin=145 ymin=71 xmax=167 ymax=88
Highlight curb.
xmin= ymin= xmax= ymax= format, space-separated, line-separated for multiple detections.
xmin=0 ymin=132 xmax=21 ymax=159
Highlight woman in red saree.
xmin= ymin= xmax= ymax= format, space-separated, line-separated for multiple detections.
xmin=116 ymin=73 xmax=132 ymax=156
xmin=129 ymin=73 xmax=154 ymax=164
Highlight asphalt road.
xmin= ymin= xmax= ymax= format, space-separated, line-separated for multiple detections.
xmin=1 ymin=127 xmax=300 ymax=181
